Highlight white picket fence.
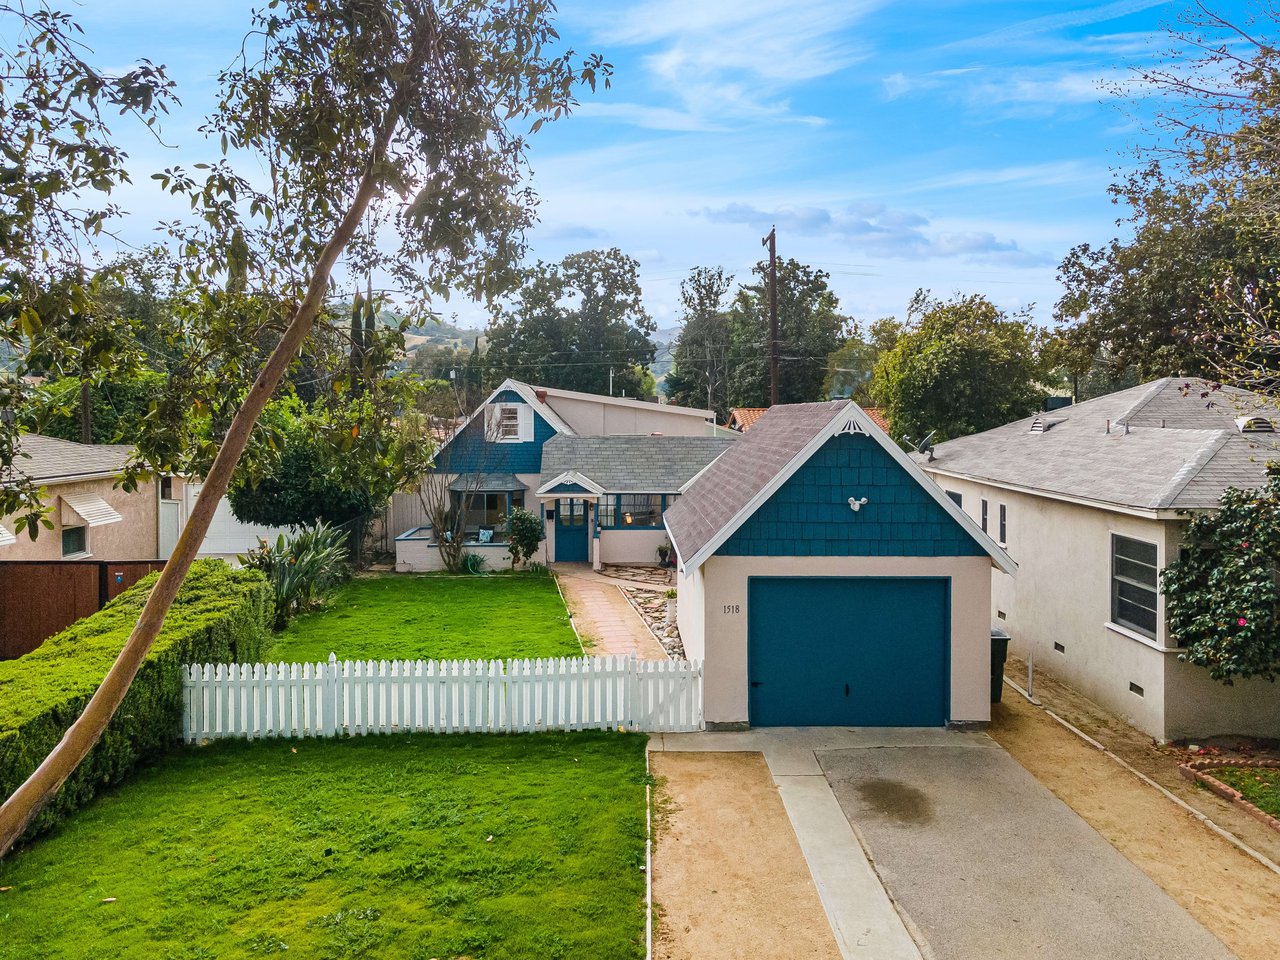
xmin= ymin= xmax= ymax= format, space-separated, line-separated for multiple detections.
xmin=181 ymin=654 xmax=703 ymax=742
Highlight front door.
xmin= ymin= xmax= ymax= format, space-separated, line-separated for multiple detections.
xmin=555 ymin=498 xmax=589 ymax=562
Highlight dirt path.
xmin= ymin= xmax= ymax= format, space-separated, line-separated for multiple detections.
xmin=991 ymin=692 xmax=1280 ymax=960
xmin=650 ymin=752 xmax=841 ymax=960
xmin=1005 ymin=655 xmax=1280 ymax=864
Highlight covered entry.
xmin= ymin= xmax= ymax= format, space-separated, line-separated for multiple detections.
xmin=747 ymin=576 xmax=950 ymax=726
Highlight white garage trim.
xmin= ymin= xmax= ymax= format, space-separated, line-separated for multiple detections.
xmin=60 ymin=491 xmax=123 ymax=527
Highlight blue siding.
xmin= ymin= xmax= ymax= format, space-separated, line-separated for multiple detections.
xmin=718 ymin=432 xmax=985 ymax=558
xmin=433 ymin=399 xmax=559 ymax=474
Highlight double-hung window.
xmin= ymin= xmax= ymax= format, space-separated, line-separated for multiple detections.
xmin=1111 ymin=535 xmax=1159 ymax=638
xmin=496 ymin=405 xmax=520 ymax=440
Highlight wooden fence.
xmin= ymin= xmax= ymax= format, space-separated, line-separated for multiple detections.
xmin=0 ymin=559 xmax=165 ymax=659
xmin=182 ymin=655 xmax=703 ymax=741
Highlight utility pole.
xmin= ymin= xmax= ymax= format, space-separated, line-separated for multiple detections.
xmin=609 ymin=366 xmax=614 ymax=396
xmin=762 ymin=226 xmax=778 ymax=406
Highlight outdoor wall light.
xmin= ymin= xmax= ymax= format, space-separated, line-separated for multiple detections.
xmin=848 ymin=496 xmax=869 ymax=513
xmin=623 ymin=512 xmax=633 ymax=525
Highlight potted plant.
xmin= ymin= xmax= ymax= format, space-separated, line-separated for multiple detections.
xmin=656 ymin=540 xmax=673 ymax=567
xmin=664 ymin=588 xmax=677 ymax=624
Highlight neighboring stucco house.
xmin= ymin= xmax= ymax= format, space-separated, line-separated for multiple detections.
xmin=0 ymin=434 xmax=160 ymax=560
xmin=0 ymin=434 xmax=288 ymax=564
xmin=664 ymin=400 xmax=1015 ymax=729
xmin=920 ymin=377 xmax=1280 ymax=741
xmin=392 ymin=379 xmax=733 ymax=571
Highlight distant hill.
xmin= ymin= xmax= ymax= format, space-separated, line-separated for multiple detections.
xmin=650 ymin=325 xmax=680 ymax=381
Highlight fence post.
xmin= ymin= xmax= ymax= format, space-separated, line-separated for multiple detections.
xmin=627 ymin=655 xmax=640 ymax=732
xmin=325 ymin=652 xmax=339 ymax=736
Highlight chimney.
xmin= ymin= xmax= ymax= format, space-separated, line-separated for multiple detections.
xmin=535 ymin=389 xmax=547 ymax=403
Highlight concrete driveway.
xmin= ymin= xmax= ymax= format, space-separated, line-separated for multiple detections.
xmin=819 ymin=734 xmax=1238 ymax=960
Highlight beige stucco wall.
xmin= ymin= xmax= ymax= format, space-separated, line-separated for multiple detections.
xmin=1164 ymin=656 xmax=1280 ymax=740
xmin=926 ymin=472 xmax=1280 ymax=740
xmin=0 ymin=477 xmax=159 ymax=561
xmin=598 ymin=528 xmax=669 ymax=565
xmin=681 ymin=554 xmax=993 ymax=726
xmin=544 ymin=394 xmax=712 ymax=437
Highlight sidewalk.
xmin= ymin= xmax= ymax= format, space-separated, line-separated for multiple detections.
xmin=552 ymin=563 xmax=668 ymax=660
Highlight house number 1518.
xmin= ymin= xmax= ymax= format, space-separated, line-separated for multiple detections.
xmin=722 ymin=604 xmax=740 ymax=615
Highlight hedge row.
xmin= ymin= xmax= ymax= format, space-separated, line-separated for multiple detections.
xmin=0 ymin=559 xmax=271 ymax=841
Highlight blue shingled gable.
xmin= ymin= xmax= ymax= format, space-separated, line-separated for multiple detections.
xmin=433 ymin=393 xmax=560 ymax=474
xmin=717 ymin=431 xmax=986 ymax=558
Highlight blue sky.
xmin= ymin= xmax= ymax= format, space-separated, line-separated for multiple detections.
xmin=71 ymin=0 xmax=1257 ymax=331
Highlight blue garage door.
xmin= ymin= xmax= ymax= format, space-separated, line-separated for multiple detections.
xmin=748 ymin=577 xmax=949 ymax=727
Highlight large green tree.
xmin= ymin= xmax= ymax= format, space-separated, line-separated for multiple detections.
xmin=664 ymin=265 xmax=733 ymax=419
xmin=871 ymin=291 xmax=1045 ymax=443
xmin=1055 ymin=4 xmax=1280 ymax=387
xmin=484 ymin=248 xmax=656 ymax=396
xmin=1055 ymin=169 xmax=1280 ymax=381
xmin=0 ymin=0 xmax=608 ymax=854
xmin=823 ymin=317 xmax=903 ymax=404
xmin=0 ymin=5 xmax=174 ymax=532
xmin=727 ymin=258 xmax=851 ymax=407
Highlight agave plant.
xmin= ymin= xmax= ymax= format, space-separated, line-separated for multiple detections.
xmin=239 ymin=522 xmax=350 ymax=628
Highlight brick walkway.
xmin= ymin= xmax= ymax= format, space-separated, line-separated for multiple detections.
xmin=553 ymin=564 xmax=668 ymax=661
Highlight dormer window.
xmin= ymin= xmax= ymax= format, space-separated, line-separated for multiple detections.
xmin=485 ymin=402 xmax=533 ymax=442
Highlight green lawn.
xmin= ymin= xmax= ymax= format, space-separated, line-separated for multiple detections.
xmin=0 ymin=733 xmax=647 ymax=959
xmin=1211 ymin=765 xmax=1280 ymax=818
xmin=268 ymin=573 xmax=582 ymax=663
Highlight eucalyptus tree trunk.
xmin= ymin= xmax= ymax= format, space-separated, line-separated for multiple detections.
xmin=0 ymin=62 xmax=423 ymax=860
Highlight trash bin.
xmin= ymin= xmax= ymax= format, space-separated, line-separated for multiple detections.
xmin=990 ymin=625 xmax=1011 ymax=703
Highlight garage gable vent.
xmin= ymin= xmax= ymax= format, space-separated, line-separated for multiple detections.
xmin=1235 ymin=415 xmax=1276 ymax=434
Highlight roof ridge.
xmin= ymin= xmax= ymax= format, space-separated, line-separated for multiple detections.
xmin=1116 ymin=377 xmax=1171 ymax=426
xmin=1150 ymin=428 xmax=1232 ymax=508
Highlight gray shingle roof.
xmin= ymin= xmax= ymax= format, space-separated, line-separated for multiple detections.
xmin=539 ymin=435 xmax=735 ymax=494
xmin=664 ymin=401 xmax=849 ymax=562
xmin=925 ymin=378 xmax=1280 ymax=511
xmin=11 ymin=434 xmax=133 ymax=484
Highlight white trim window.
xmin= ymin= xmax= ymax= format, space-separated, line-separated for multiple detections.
xmin=485 ymin=403 xmax=534 ymax=442
xmin=1111 ymin=534 xmax=1159 ymax=639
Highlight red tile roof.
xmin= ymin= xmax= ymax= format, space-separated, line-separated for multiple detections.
xmin=727 ymin=407 xmax=767 ymax=431
xmin=862 ymin=406 xmax=891 ymax=434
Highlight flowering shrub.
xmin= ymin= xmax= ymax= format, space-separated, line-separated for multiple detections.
xmin=1162 ymin=475 xmax=1280 ymax=683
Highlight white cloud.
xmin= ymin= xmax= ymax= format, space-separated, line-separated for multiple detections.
xmin=567 ymin=0 xmax=882 ymax=126
xmin=958 ymin=0 xmax=1174 ymax=48
xmin=698 ymin=201 xmax=1053 ymax=266
xmin=570 ymin=102 xmax=725 ymax=132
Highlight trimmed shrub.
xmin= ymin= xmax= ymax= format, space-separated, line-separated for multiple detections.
xmin=0 ymin=559 xmax=270 ymax=841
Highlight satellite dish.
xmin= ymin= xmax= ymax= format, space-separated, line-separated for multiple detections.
xmin=902 ymin=430 xmax=937 ymax=462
